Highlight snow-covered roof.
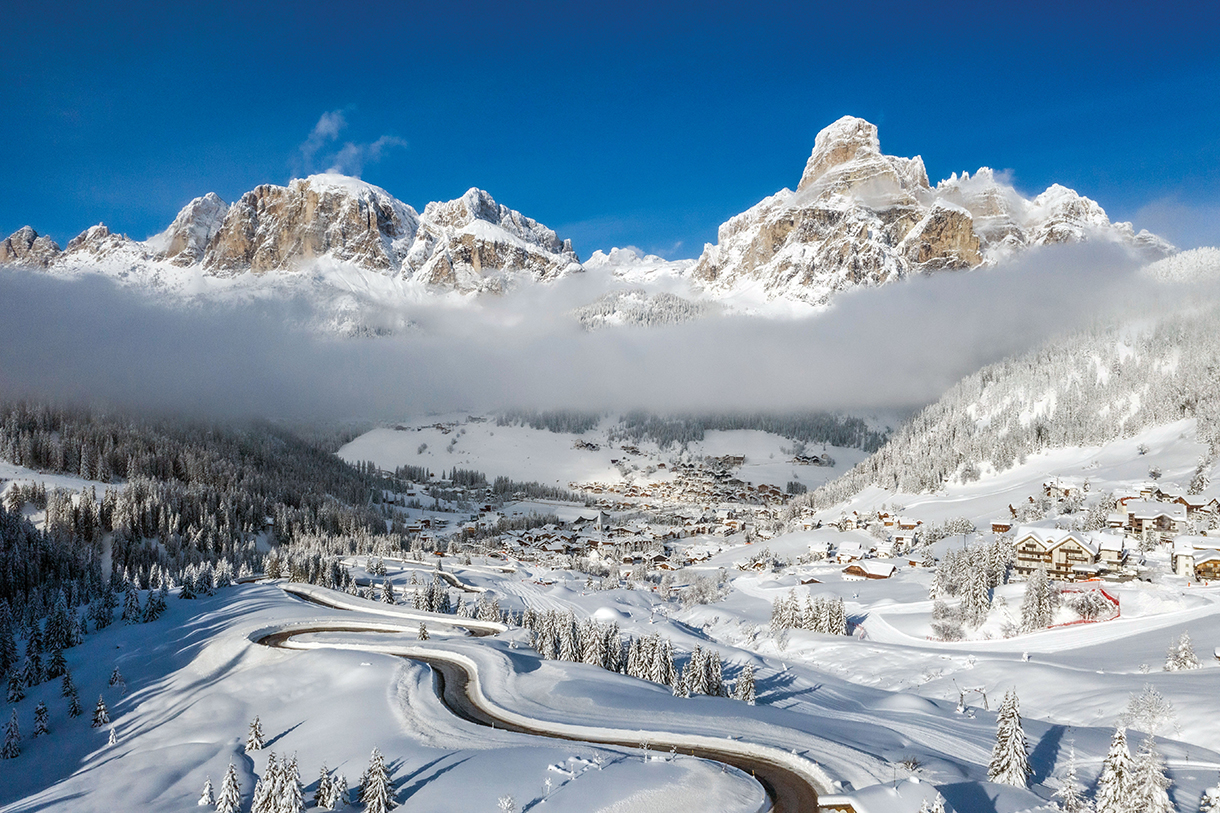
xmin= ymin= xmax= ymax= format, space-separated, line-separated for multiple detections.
xmin=1125 ymin=501 xmax=1187 ymax=520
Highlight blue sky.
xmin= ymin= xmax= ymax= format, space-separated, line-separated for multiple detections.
xmin=2 ymin=0 xmax=1218 ymax=259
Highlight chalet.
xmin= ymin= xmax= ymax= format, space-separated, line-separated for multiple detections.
xmin=991 ymin=520 xmax=1013 ymax=534
xmin=1122 ymin=501 xmax=1187 ymax=539
xmin=1013 ymin=527 xmax=1125 ymax=580
xmin=807 ymin=540 xmax=831 ymax=560
xmin=1173 ymin=537 xmax=1220 ymax=580
xmin=843 ymin=561 xmax=896 ymax=580
xmin=1196 ymin=551 xmax=1220 ymax=581
xmin=836 ymin=541 xmax=865 ymax=564
xmin=1162 ymin=491 xmax=1220 ymax=517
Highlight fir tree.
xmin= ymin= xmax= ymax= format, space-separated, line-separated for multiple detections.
xmin=198 ymin=776 xmax=215 ymax=806
xmin=109 ymin=666 xmax=123 ymax=687
xmin=0 ymin=601 xmax=17 ymax=677
xmin=381 ymin=578 xmax=396 ymax=605
xmin=1 ymin=708 xmax=19 ymax=759
xmin=1131 ymin=735 xmax=1173 ymax=813
xmin=313 ymin=765 xmax=333 ymax=810
xmin=417 ymin=622 xmax=428 ymax=641
xmin=1053 ymin=746 xmax=1090 ymax=812
xmin=61 ymin=670 xmax=75 ymax=697
xmin=33 ymin=701 xmax=48 ymax=737
xmin=247 ymin=715 xmax=265 ymax=751
xmin=68 ymin=690 xmax=82 ymax=717
xmin=360 ymin=747 xmax=395 ymax=813
xmin=7 ymin=671 xmax=24 ymax=703
xmin=987 ymin=689 xmax=1030 ymax=787
xmin=329 ymin=774 xmax=349 ymax=809
xmin=279 ymin=754 xmax=304 ymax=813
xmin=1019 ymin=566 xmax=1058 ymax=632
xmin=1095 ymin=728 xmax=1133 ymax=813
xmin=250 ymin=751 xmax=279 ymax=813
xmin=917 ymin=795 xmax=946 ymax=813
xmin=735 ymin=663 xmax=756 ymax=705
xmin=91 ymin=695 xmax=110 ymax=727
xmin=46 ymin=647 xmax=66 ymax=680
xmin=1165 ymin=630 xmax=1202 ymax=671
xmin=216 ymin=761 xmax=243 ymax=813
xmin=122 ymin=586 xmax=141 ymax=624
xmin=107 ymin=727 xmax=117 ymax=745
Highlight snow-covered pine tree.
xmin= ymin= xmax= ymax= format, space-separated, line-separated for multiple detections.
xmin=1052 ymin=746 xmax=1090 ymax=812
xmin=250 ymin=752 xmax=279 ymax=813
xmin=686 ymin=646 xmax=707 ymax=696
xmin=198 ymin=776 xmax=215 ymax=806
xmin=735 ymin=664 xmax=756 ymax=705
xmin=216 ymin=762 xmax=242 ymax=813
xmin=417 ymin=622 xmax=428 ymax=641
xmin=46 ymin=646 xmax=66 ymax=680
xmin=313 ymin=766 xmax=332 ymax=810
xmin=279 ymin=754 xmax=305 ymax=813
xmin=247 ymin=716 xmax=265 ymax=751
xmin=360 ymin=747 xmax=394 ymax=813
xmin=107 ymin=727 xmax=117 ymax=745
xmin=68 ymin=690 xmax=82 ymax=717
xmin=1 ymin=709 xmax=19 ymax=759
xmin=91 ymin=695 xmax=110 ymax=727
xmin=582 ymin=621 xmax=605 ymax=667
xmin=987 ymin=689 xmax=1030 ymax=787
xmin=381 ymin=578 xmax=396 ymax=605
xmin=706 ymin=650 xmax=724 ymax=696
xmin=330 ymin=774 xmax=349 ymax=809
xmin=917 ymin=794 xmax=946 ymax=813
xmin=0 ymin=601 xmax=15 ymax=677
xmin=33 ymin=701 xmax=47 ymax=737
xmin=1131 ymin=735 xmax=1173 ymax=813
xmin=1019 ymin=565 xmax=1058 ymax=632
xmin=961 ymin=566 xmax=992 ymax=627
xmin=7 ymin=671 xmax=24 ymax=703
xmin=109 ymin=666 xmax=123 ymax=687
xmin=122 ymin=586 xmax=141 ymax=624
xmin=1094 ymin=728 xmax=1134 ymax=813
xmin=1165 ymin=630 xmax=1202 ymax=671
xmin=559 ymin=613 xmax=580 ymax=662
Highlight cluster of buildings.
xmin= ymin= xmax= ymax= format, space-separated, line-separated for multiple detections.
xmin=1002 ymin=482 xmax=1220 ymax=582
xmin=573 ymin=457 xmax=789 ymax=512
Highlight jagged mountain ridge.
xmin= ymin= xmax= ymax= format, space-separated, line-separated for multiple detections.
xmin=691 ymin=116 xmax=1174 ymax=306
xmin=1 ymin=116 xmax=1176 ymax=315
xmin=2 ymin=175 xmax=582 ymax=294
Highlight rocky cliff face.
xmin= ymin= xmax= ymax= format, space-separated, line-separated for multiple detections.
xmin=204 ymin=175 xmax=420 ymax=275
xmin=146 ymin=192 xmax=228 ymax=267
xmin=404 ymin=188 xmax=581 ymax=292
xmin=1 ymin=175 xmax=581 ymax=294
xmin=0 ymin=226 xmax=62 ymax=268
xmin=692 ymin=116 xmax=1172 ymax=305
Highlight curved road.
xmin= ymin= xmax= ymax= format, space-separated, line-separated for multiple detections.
xmin=255 ymin=619 xmax=832 ymax=812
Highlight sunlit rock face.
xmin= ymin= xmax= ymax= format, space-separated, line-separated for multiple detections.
xmin=691 ymin=116 xmax=1172 ymax=305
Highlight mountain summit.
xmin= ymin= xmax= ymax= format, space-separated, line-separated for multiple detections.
xmin=691 ymin=116 xmax=1172 ymax=305
xmin=1 ymin=175 xmax=581 ymax=294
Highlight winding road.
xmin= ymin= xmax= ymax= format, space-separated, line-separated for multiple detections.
xmin=256 ymin=586 xmax=843 ymax=812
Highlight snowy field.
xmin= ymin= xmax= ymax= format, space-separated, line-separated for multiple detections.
xmin=6 ymin=416 xmax=1220 ymax=812
xmin=338 ymin=414 xmax=868 ymax=493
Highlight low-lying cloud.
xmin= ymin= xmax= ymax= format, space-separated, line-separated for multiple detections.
xmin=0 ymin=242 xmax=1203 ymax=424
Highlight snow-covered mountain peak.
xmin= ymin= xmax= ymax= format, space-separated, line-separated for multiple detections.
xmin=797 ymin=116 xmax=929 ymax=207
xmin=145 ymin=192 xmax=228 ymax=266
xmin=0 ymin=225 xmax=61 ymax=267
xmin=692 ymin=116 xmax=1174 ymax=306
